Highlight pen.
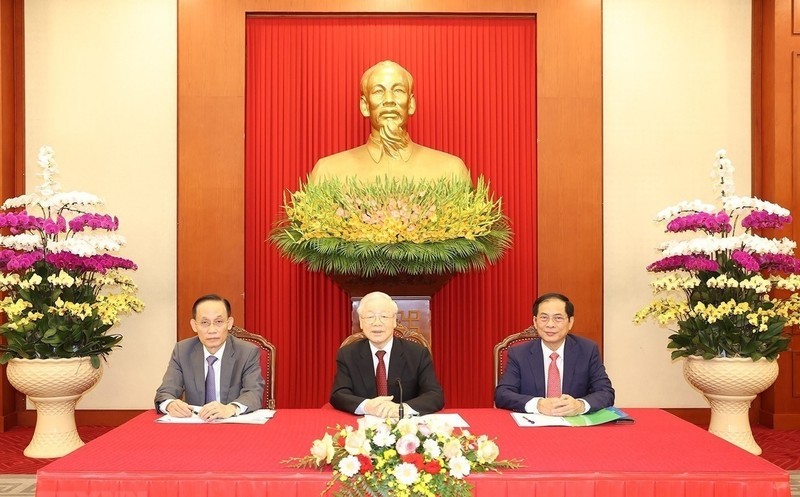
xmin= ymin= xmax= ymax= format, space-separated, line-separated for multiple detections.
xmin=522 ymin=415 xmax=536 ymax=425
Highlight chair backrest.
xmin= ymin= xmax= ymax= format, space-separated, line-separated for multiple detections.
xmin=493 ymin=326 xmax=539 ymax=387
xmin=230 ymin=326 xmax=276 ymax=410
xmin=340 ymin=324 xmax=431 ymax=353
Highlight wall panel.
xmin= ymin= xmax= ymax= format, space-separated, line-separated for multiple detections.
xmin=178 ymin=0 xmax=603 ymax=408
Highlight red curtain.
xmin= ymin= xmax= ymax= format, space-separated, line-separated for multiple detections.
xmin=245 ymin=16 xmax=537 ymax=408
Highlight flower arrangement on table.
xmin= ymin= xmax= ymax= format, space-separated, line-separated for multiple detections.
xmin=634 ymin=150 xmax=799 ymax=360
xmin=0 ymin=146 xmax=144 ymax=368
xmin=271 ymin=177 xmax=511 ymax=276
xmin=284 ymin=416 xmax=522 ymax=497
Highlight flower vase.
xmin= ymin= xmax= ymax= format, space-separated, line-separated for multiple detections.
xmin=683 ymin=355 xmax=778 ymax=455
xmin=6 ymin=357 xmax=103 ymax=458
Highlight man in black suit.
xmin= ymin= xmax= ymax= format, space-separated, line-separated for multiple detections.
xmin=330 ymin=291 xmax=444 ymax=417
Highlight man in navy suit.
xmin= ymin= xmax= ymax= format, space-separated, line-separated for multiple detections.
xmin=330 ymin=291 xmax=444 ymax=417
xmin=495 ymin=293 xmax=614 ymax=416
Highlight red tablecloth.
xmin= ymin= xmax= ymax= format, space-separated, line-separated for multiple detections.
xmin=36 ymin=408 xmax=790 ymax=497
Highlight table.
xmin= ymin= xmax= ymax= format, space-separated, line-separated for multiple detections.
xmin=36 ymin=408 xmax=790 ymax=496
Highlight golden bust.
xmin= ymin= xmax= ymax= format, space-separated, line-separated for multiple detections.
xmin=308 ymin=61 xmax=471 ymax=184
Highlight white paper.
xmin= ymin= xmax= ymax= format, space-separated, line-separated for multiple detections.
xmin=156 ymin=408 xmax=276 ymax=424
xmin=510 ymin=412 xmax=570 ymax=427
xmin=360 ymin=412 xmax=470 ymax=428
xmin=418 ymin=413 xmax=470 ymax=428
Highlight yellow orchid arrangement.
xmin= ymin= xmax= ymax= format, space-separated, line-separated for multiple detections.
xmin=271 ymin=176 xmax=511 ymax=276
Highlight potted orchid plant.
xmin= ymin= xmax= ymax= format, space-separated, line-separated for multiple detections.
xmin=0 ymin=146 xmax=144 ymax=457
xmin=634 ymin=150 xmax=798 ymax=360
xmin=634 ymin=149 xmax=800 ymax=455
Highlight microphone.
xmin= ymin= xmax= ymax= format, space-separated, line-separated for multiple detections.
xmin=394 ymin=378 xmax=404 ymax=419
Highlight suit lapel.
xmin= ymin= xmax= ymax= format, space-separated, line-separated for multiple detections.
xmin=528 ymin=339 xmax=546 ymax=396
xmin=190 ymin=340 xmax=205 ymax=402
xmin=562 ymin=335 xmax=577 ymax=394
xmin=220 ymin=337 xmax=236 ymax=403
xmin=387 ymin=339 xmax=405 ymax=396
xmin=356 ymin=340 xmax=377 ymax=398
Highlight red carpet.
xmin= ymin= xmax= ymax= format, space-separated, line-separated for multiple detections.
xmin=0 ymin=424 xmax=796 ymax=474
xmin=0 ymin=426 xmax=112 ymax=474
xmin=753 ymin=425 xmax=800 ymax=471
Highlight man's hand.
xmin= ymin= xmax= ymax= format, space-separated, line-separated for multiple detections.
xmin=198 ymin=401 xmax=238 ymax=421
xmin=537 ymin=394 xmax=584 ymax=417
xmin=363 ymin=396 xmax=399 ymax=418
xmin=165 ymin=399 xmax=194 ymax=418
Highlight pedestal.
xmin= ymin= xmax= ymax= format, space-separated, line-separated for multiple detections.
xmin=6 ymin=357 xmax=103 ymax=458
xmin=683 ymin=355 xmax=779 ymax=455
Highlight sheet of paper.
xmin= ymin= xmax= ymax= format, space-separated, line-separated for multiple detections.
xmin=510 ymin=412 xmax=571 ymax=427
xmin=360 ymin=412 xmax=470 ymax=428
xmin=511 ymin=408 xmax=635 ymax=427
xmin=418 ymin=413 xmax=470 ymax=428
xmin=156 ymin=408 xmax=276 ymax=424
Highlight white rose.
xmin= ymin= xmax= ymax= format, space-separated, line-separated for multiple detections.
xmin=442 ymin=439 xmax=462 ymax=460
xmin=310 ymin=433 xmax=335 ymax=465
xmin=396 ymin=417 xmax=418 ymax=436
xmin=476 ymin=438 xmax=499 ymax=463
xmin=344 ymin=430 xmax=367 ymax=455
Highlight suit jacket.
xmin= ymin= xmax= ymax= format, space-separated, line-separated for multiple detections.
xmin=494 ymin=334 xmax=614 ymax=413
xmin=154 ymin=335 xmax=264 ymax=413
xmin=330 ymin=337 xmax=444 ymax=415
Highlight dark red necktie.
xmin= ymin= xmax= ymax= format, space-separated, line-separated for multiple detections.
xmin=547 ymin=352 xmax=561 ymax=398
xmin=375 ymin=350 xmax=388 ymax=396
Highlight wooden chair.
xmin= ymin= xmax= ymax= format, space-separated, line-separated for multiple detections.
xmin=230 ymin=326 xmax=276 ymax=409
xmin=493 ymin=326 xmax=539 ymax=386
xmin=340 ymin=323 xmax=431 ymax=353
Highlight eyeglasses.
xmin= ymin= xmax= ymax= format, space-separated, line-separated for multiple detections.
xmin=359 ymin=313 xmax=396 ymax=323
xmin=196 ymin=318 xmax=228 ymax=330
xmin=536 ymin=314 xmax=567 ymax=325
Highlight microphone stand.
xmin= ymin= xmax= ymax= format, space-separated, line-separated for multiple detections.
xmin=395 ymin=378 xmax=404 ymax=419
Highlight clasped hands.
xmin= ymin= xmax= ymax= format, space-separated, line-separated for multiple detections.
xmin=364 ymin=395 xmax=404 ymax=418
xmin=166 ymin=399 xmax=238 ymax=421
xmin=537 ymin=394 xmax=584 ymax=417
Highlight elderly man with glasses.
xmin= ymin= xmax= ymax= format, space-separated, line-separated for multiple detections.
xmin=154 ymin=294 xmax=264 ymax=421
xmin=495 ymin=292 xmax=615 ymax=416
xmin=330 ymin=291 xmax=444 ymax=418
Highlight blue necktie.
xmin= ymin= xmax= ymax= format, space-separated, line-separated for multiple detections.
xmin=205 ymin=356 xmax=218 ymax=403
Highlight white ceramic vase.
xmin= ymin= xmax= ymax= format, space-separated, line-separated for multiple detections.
xmin=683 ymin=355 xmax=778 ymax=455
xmin=6 ymin=357 xmax=103 ymax=458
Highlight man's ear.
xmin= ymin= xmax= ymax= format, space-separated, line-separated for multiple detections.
xmin=190 ymin=319 xmax=199 ymax=334
xmin=360 ymin=96 xmax=370 ymax=118
xmin=227 ymin=316 xmax=234 ymax=331
xmin=408 ymin=95 xmax=416 ymax=116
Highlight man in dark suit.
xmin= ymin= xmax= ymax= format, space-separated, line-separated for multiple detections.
xmin=330 ymin=291 xmax=444 ymax=417
xmin=495 ymin=293 xmax=614 ymax=416
xmin=155 ymin=294 xmax=264 ymax=421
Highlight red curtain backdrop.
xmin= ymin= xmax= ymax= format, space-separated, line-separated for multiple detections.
xmin=245 ymin=16 xmax=537 ymax=408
